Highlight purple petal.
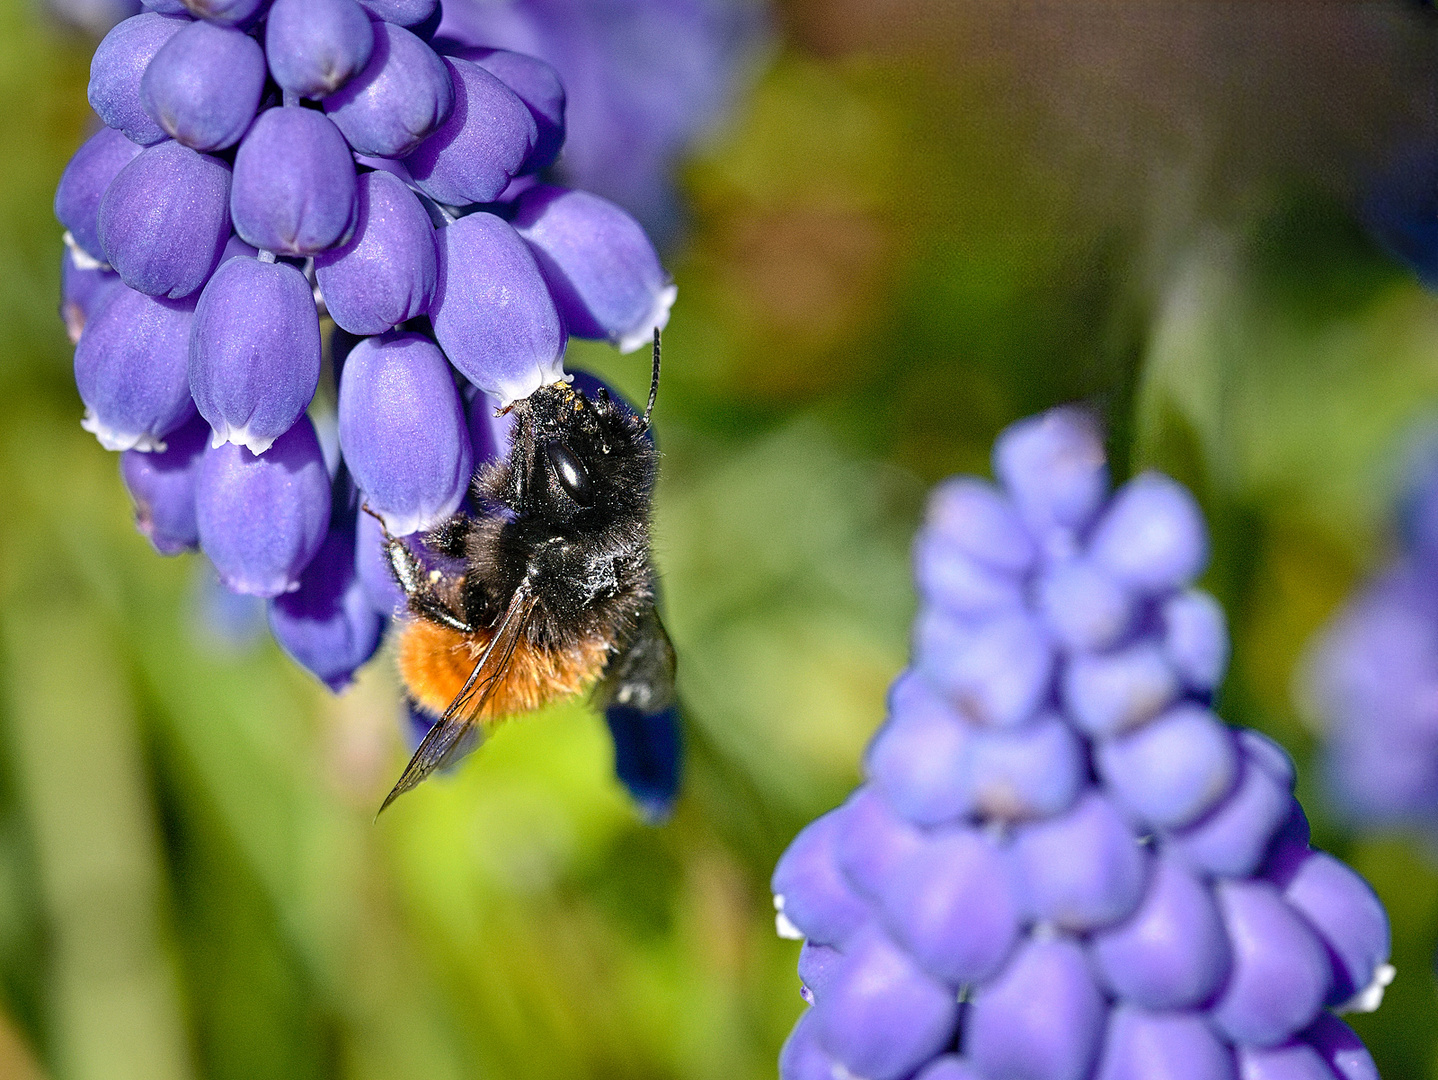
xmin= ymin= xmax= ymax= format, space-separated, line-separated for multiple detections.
xmin=864 ymin=670 xmax=975 ymax=826
xmin=963 ymin=711 xmax=1085 ymax=822
xmin=779 ymin=1011 xmax=837 ymax=1080
xmin=512 ymin=185 xmax=676 ymax=352
xmin=914 ymin=528 xmax=1025 ymax=619
xmin=444 ymin=45 xmax=565 ymax=173
xmin=264 ymin=0 xmax=374 ymax=98
xmin=429 ymin=211 xmax=566 ymax=405
xmin=120 ymin=411 xmax=209 ymax=554
xmin=1094 ymin=1007 xmax=1236 ymax=1080
xmin=194 ymin=416 xmax=332 ymax=596
xmin=1167 ymin=743 xmax=1293 ymax=879
xmin=1089 ymin=856 xmax=1231 ymax=1010
xmin=1038 ymin=559 xmax=1134 ymax=653
xmin=1235 ymin=1043 xmax=1342 ymax=1080
xmin=189 ymin=256 xmax=322 ymax=454
xmin=314 ymin=170 xmax=437 ymax=335
xmin=54 ymin=125 xmax=142 ymax=263
xmin=324 ymin=22 xmax=454 ymax=158
xmin=811 ymin=927 xmax=959 ymax=1080
xmin=833 ymin=785 xmax=926 ymax=901
xmin=268 ymin=513 xmax=384 ymax=691
xmin=1208 ymin=879 xmax=1333 ymax=1047
xmin=1062 ymin=641 xmax=1180 ymax=738
xmin=771 ymin=806 xmax=871 ymax=947
xmin=232 ymin=107 xmax=358 ymax=254
xmin=97 ymin=139 xmax=231 ymax=298
xmin=405 ymin=57 xmax=537 ymax=205
xmin=1096 ymin=703 xmax=1239 ymax=829
xmin=1163 ymin=588 xmax=1229 ymax=691
xmin=337 ymin=331 xmax=472 ymax=536
xmin=141 ymin=20 xmax=264 ymax=150
xmin=915 ymin=608 xmax=1055 ymax=729
xmin=963 ymin=935 xmax=1108 ymax=1080
xmin=797 ymin=941 xmax=844 ymax=1005
xmin=923 ymin=477 xmax=1036 ymax=575
xmin=1089 ymin=472 xmax=1209 ymax=594
xmin=75 ymin=283 xmax=196 ymax=451
xmin=1281 ymin=852 xmax=1389 ymax=1006
xmin=992 ymin=406 xmax=1108 ymax=541
xmin=88 ymin=12 xmax=189 ymax=145
xmin=1014 ymin=790 xmax=1150 ymax=932
xmin=877 ymin=824 xmax=1021 ymax=985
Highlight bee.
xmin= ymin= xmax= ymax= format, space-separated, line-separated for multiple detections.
xmin=370 ymin=330 xmax=680 ymax=818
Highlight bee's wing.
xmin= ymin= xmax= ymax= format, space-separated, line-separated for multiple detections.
xmin=595 ymin=604 xmax=682 ymax=823
xmin=378 ymin=584 xmax=537 ymax=815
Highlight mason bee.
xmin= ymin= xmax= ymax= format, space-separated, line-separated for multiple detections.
xmin=371 ymin=331 xmax=680 ymax=818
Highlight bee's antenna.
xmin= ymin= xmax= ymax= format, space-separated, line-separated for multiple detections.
xmin=639 ymin=326 xmax=661 ymax=433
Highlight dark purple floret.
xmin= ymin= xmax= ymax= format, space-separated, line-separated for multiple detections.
xmin=231 ymin=107 xmax=357 ymax=255
xmin=445 ymin=46 xmax=565 ymax=173
xmin=264 ymin=0 xmax=375 ymax=99
xmin=323 ymin=22 xmax=454 ymax=158
xmin=120 ymin=410 xmax=209 ymax=555
xmin=89 ymin=11 xmax=190 ymax=146
xmin=140 ymin=19 xmax=265 ymax=150
xmin=54 ymin=125 xmax=141 ymax=264
xmin=60 ymin=252 xmax=122 ymax=344
xmin=357 ymin=0 xmax=436 ymax=25
xmin=178 ymin=0 xmax=269 ymax=27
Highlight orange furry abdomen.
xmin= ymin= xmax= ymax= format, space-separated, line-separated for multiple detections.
xmin=397 ymin=618 xmax=611 ymax=724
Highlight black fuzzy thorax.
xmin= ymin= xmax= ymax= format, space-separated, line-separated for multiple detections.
xmin=456 ymin=382 xmax=658 ymax=650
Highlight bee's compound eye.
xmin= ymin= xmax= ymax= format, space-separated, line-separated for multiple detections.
xmin=546 ymin=440 xmax=593 ymax=505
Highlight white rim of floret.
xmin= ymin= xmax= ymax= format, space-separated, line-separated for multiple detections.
xmin=209 ymin=418 xmax=279 ymax=457
xmin=772 ymin=894 xmax=804 ymax=941
xmin=615 ymin=282 xmax=678 ymax=354
xmin=370 ymin=494 xmax=466 ymax=541
xmin=81 ymin=409 xmax=167 ymax=453
xmin=1339 ymin=961 xmax=1395 ymax=1014
xmin=490 ymin=355 xmax=569 ymax=411
xmin=64 ymin=231 xmax=110 ymax=272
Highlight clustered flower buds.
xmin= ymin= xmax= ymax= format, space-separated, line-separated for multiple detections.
xmin=1306 ymin=433 xmax=1438 ymax=838
xmin=56 ymin=0 xmax=675 ymax=694
xmin=775 ymin=408 xmax=1390 ymax=1080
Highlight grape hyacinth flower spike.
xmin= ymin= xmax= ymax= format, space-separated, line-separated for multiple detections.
xmin=775 ymin=406 xmax=1391 ymax=1080
xmin=58 ymin=1 xmax=681 ymax=819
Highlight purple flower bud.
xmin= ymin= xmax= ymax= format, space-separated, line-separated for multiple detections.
xmin=1089 ymin=472 xmax=1209 ymax=594
xmin=992 ymin=406 xmax=1108 ymax=541
xmin=446 ymin=46 xmax=565 ymax=173
xmin=1242 ymin=730 xmax=1297 ymax=790
xmin=924 ymin=477 xmax=1035 ymax=575
xmin=779 ymin=1011 xmax=835 ymax=1080
xmin=1260 ymin=802 xmax=1313 ymax=888
xmin=770 ymin=807 xmax=869 ymax=947
xmin=512 ymin=185 xmax=676 ymax=353
xmin=268 ymin=514 xmax=383 ymax=691
xmin=354 ymin=505 xmax=405 ymax=614
xmin=963 ymin=936 xmax=1107 ymax=1080
xmin=75 ymin=284 xmax=196 ymax=451
xmin=357 ymin=0 xmax=435 ymax=26
xmin=232 ymin=107 xmax=358 ymax=255
xmin=60 ymin=251 xmax=122 ymax=345
xmin=89 ymin=12 xmax=189 ymax=145
xmin=833 ymin=786 xmax=925 ymax=900
xmin=914 ymin=529 xmax=1025 ymax=619
xmin=405 ymin=57 xmax=537 ymax=205
xmin=430 ymin=211 xmax=566 ymax=405
xmin=914 ymin=1057 xmax=985 ymax=1080
xmin=1063 ymin=642 xmax=1179 ymax=738
xmin=1281 ymin=852 xmax=1389 ymax=1006
xmin=189 ymin=256 xmax=322 ymax=454
xmin=864 ymin=671 xmax=974 ymax=826
xmin=1094 ymin=1007 xmax=1237 ymax=1080
xmin=1235 ymin=1043 xmax=1341 ymax=1080
xmin=177 ymin=0 xmax=268 ymax=27
xmin=964 ymin=712 xmax=1085 ymax=821
xmin=915 ymin=608 xmax=1054 ymax=729
xmin=1014 ymin=790 xmax=1150 ymax=931
xmin=264 ymin=0 xmax=374 ymax=99
xmin=337 ymin=332 xmax=472 ymax=535
xmin=811 ymin=928 xmax=960 ymax=1080
xmin=1096 ymin=703 xmax=1238 ymax=829
xmin=1302 ymin=1014 xmax=1379 ymax=1080
xmin=1089 ymin=856 xmax=1231 ymax=1010
xmin=1038 ymin=559 xmax=1134 ymax=653
xmin=1163 ymin=589 xmax=1229 ymax=691
xmin=195 ymin=416 xmax=332 ymax=596
xmin=120 ymin=411 xmax=209 ymax=554
xmin=797 ymin=941 xmax=843 ymax=1004
xmin=314 ymin=170 xmax=437 ymax=335
xmin=878 ymin=824 xmax=1020 ymax=985
xmin=1167 ymin=745 xmax=1293 ymax=878
xmin=1208 ymin=879 xmax=1332 ymax=1046
xmin=324 ymin=23 xmax=454 ymax=158
xmin=97 ymin=139 xmax=231 ymax=298
xmin=55 ymin=126 xmax=142 ymax=264
xmin=140 ymin=20 xmax=264 ymax=150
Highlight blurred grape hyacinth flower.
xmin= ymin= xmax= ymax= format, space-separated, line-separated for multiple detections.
xmin=57 ymin=1 xmax=676 ymax=717
xmin=1305 ymin=431 xmax=1438 ymax=839
xmin=775 ymin=407 xmax=1391 ymax=1080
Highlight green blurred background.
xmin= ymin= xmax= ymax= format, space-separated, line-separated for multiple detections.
xmin=6 ymin=0 xmax=1438 ymax=1076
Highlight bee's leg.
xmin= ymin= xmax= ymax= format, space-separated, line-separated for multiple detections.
xmin=363 ymin=505 xmax=474 ymax=634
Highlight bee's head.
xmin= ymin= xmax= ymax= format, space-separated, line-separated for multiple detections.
xmin=501 ymin=380 xmax=657 ymax=527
